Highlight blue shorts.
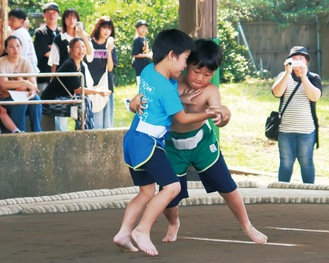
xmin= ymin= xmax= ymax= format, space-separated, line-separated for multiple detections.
xmin=129 ymin=147 xmax=179 ymax=187
xmin=165 ymin=150 xmax=237 ymax=208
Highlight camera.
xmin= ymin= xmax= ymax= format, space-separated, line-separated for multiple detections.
xmin=285 ymin=58 xmax=303 ymax=67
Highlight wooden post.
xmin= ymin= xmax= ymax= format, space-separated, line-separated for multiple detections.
xmin=179 ymin=0 xmax=220 ymax=139
xmin=179 ymin=0 xmax=217 ymax=38
xmin=0 ymin=0 xmax=8 ymax=54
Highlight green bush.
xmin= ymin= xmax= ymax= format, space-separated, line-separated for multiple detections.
xmin=217 ymin=10 xmax=250 ymax=83
xmin=85 ymin=0 xmax=179 ymax=87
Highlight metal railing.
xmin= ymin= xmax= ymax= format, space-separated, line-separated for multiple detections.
xmin=0 ymin=72 xmax=85 ymax=130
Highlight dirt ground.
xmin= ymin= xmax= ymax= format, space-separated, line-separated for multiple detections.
xmin=1 ymin=204 xmax=329 ymax=263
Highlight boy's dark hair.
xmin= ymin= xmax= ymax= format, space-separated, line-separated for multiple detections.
xmin=152 ymin=29 xmax=195 ymax=65
xmin=62 ymin=9 xmax=80 ymax=33
xmin=8 ymin=8 xmax=27 ymax=20
xmin=188 ymin=39 xmax=224 ymax=71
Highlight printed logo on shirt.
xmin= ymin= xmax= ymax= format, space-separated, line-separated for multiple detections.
xmin=209 ymin=144 xmax=218 ymax=153
xmin=94 ymin=49 xmax=109 ymax=59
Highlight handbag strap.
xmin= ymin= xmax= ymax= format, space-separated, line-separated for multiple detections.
xmin=279 ymin=81 xmax=301 ymax=115
xmin=56 ymin=76 xmax=75 ymax=99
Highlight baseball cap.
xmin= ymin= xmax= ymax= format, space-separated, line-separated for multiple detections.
xmin=287 ymin=46 xmax=310 ymax=61
xmin=135 ymin=20 xmax=148 ymax=28
xmin=43 ymin=2 xmax=60 ymax=13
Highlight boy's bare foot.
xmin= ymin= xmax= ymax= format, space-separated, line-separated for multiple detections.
xmin=113 ymin=233 xmax=139 ymax=252
xmin=162 ymin=219 xmax=180 ymax=242
xmin=243 ymin=225 xmax=268 ymax=244
xmin=131 ymin=228 xmax=158 ymax=256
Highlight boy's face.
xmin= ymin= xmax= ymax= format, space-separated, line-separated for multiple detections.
xmin=185 ymin=64 xmax=215 ymax=90
xmin=8 ymin=16 xmax=24 ymax=30
xmin=136 ymin=25 xmax=148 ymax=36
xmin=171 ymin=51 xmax=190 ymax=78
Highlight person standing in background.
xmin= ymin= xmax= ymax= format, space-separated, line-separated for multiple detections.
xmin=33 ymin=2 xmax=61 ymax=94
xmin=131 ymin=20 xmax=152 ymax=87
xmin=47 ymin=8 xmax=93 ymax=131
xmin=8 ymin=8 xmax=38 ymax=73
xmin=272 ymin=46 xmax=322 ymax=184
xmin=86 ymin=16 xmax=118 ymax=128
xmin=23 ymin=17 xmax=30 ymax=31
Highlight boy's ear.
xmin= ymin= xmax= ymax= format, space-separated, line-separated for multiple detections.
xmin=168 ymin=50 xmax=176 ymax=61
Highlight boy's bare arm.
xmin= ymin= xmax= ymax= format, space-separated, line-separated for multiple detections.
xmin=210 ymin=105 xmax=231 ymax=127
xmin=174 ymin=109 xmax=217 ymax=125
xmin=205 ymin=85 xmax=231 ymax=127
xmin=128 ymin=94 xmax=146 ymax=114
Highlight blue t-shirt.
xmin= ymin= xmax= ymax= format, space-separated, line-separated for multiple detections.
xmin=123 ymin=63 xmax=183 ymax=169
xmin=138 ymin=63 xmax=183 ymax=128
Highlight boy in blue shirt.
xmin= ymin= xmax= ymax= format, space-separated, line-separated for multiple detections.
xmin=113 ymin=29 xmax=221 ymax=256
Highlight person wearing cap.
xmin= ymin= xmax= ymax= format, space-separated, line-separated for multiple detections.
xmin=33 ymin=2 xmax=61 ymax=94
xmin=131 ymin=19 xmax=152 ymax=87
xmin=272 ymin=46 xmax=322 ymax=184
xmin=8 ymin=8 xmax=38 ymax=73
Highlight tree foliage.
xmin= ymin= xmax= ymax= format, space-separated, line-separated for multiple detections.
xmin=8 ymin=0 xmax=327 ymax=84
xmin=84 ymin=0 xmax=179 ymax=86
xmin=218 ymin=0 xmax=329 ymax=24
xmin=217 ymin=12 xmax=250 ymax=82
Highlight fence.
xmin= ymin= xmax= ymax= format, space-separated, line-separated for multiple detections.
xmin=0 ymin=72 xmax=85 ymax=130
xmin=239 ymin=21 xmax=326 ymax=78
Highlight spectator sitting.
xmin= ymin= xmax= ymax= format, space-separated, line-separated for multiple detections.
xmin=0 ymin=105 xmax=22 ymax=133
xmin=0 ymin=35 xmax=42 ymax=132
xmin=41 ymin=37 xmax=110 ymax=130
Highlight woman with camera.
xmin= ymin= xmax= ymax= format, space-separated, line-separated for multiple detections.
xmin=271 ymin=46 xmax=322 ymax=183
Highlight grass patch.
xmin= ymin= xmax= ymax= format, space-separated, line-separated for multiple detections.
xmin=114 ymin=78 xmax=329 ymax=179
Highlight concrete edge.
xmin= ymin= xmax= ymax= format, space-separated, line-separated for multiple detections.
xmin=268 ymin=182 xmax=329 ymax=190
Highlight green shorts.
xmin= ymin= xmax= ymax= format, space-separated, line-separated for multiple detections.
xmin=165 ymin=123 xmax=219 ymax=176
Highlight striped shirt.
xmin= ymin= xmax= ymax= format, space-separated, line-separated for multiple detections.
xmin=279 ymin=74 xmax=317 ymax=134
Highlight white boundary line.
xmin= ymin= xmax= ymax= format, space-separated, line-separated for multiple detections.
xmin=180 ymin=236 xmax=299 ymax=247
xmin=267 ymin=227 xmax=329 ymax=233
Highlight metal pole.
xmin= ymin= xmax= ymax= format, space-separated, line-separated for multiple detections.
xmin=237 ymin=22 xmax=258 ymax=72
xmin=0 ymin=72 xmax=86 ymax=129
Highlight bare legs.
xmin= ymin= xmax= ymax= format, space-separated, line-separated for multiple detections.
xmin=220 ymin=190 xmax=268 ymax=244
xmin=162 ymin=206 xmax=180 ymax=242
xmin=113 ymin=182 xmax=181 ymax=256
xmin=162 ymin=189 xmax=268 ymax=244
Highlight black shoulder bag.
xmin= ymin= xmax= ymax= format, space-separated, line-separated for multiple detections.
xmin=265 ymin=81 xmax=301 ymax=141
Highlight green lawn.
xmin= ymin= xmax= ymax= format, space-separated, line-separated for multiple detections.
xmin=114 ymin=78 xmax=329 ymax=178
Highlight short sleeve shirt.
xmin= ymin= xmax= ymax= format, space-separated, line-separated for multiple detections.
xmin=138 ymin=63 xmax=183 ymax=128
xmin=0 ymin=56 xmax=34 ymax=99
